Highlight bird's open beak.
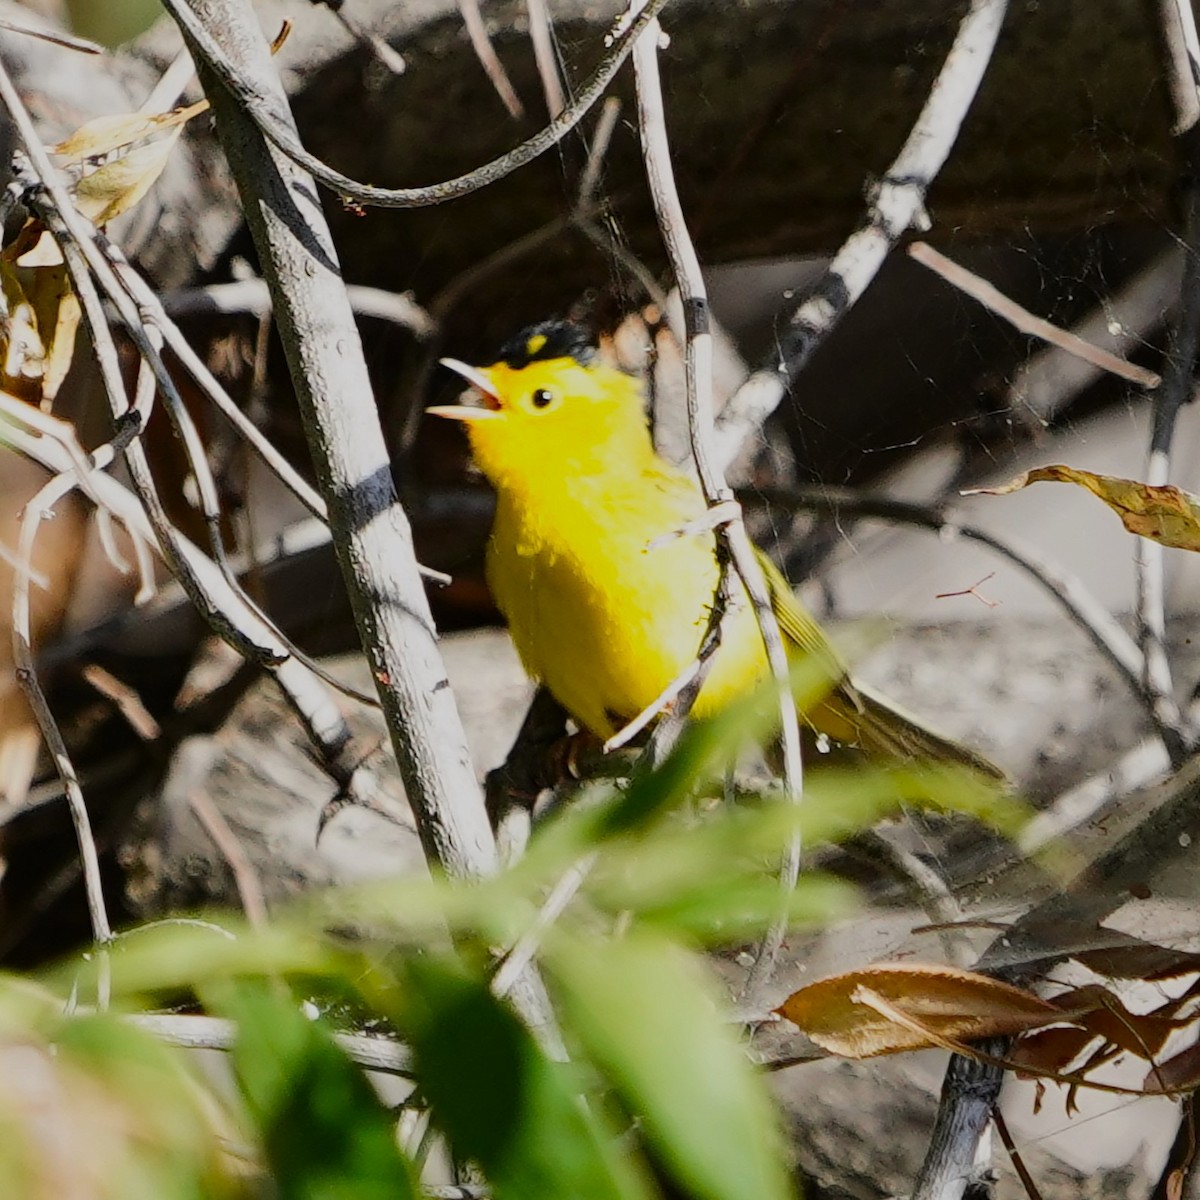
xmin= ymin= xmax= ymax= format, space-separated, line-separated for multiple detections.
xmin=428 ymin=358 xmax=503 ymax=420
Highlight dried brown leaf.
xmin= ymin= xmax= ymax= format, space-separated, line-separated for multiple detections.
xmin=1011 ymin=1025 xmax=1097 ymax=1077
xmin=49 ymin=100 xmax=207 ymax=228
xmin=1146 ymin=1040 xmax=1200 ymax=1094
xmin=776 ymin=963 xmax=1061 ymax=1059
xmin=50 ymin=100 xmax=207 ymax=163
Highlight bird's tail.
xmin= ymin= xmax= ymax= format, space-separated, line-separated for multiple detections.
xmin=813 ymin=681 xmax=1007 ymax=782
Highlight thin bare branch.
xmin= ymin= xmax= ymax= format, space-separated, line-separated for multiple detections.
xmin=1133 ymin=1 xmax=1200 ymax=766
xmin=163 ymin=277 xmax=435 ymax=337
xmin=3 ymin=423 xmax=379 ymax=832
xmin=126 ymin=1012 xmax=414 ymax=1077
xmin=491 ymin=851 xmax=597 ymax=999
xmin=1159 ymin=0 xmax=1200 ymax=135
xmin=12 ymin=471 xmax=112 ymax=948
xmin=752 ymin=484 xmax=1170 ymax=745
xmin=188 ymin=789 xmax=269 ymax=928
xmin=0 ymin=16 xmax=102 ymax=55
xmin=1006 ymin=249 xmax=1179 ymax=426
xmin=459 ymin=0 xmax=523 ymax=119
xmin=633 ymin=15 xmax=803 ymax=1006
xmin=319 ymin=1 xmax=408 ymax=77
xmin=526 ymin=0 xmax=566 ymax=117
xmin=909 ymin=240 xmax=1162 ymax=390
xmin=140 ymin=46 xmax=197 ymax=113
xmin=81 ymin=664 xmax=162 ymax=740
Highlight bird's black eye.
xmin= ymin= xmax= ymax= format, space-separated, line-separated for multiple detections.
xmin=531 ymin=387 xmax=554 ymax=409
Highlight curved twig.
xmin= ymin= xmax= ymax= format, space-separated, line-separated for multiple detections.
xmin=159 ymin=0 xmax=672 ymax=209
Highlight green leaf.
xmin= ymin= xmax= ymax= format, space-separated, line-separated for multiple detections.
xmin=226 ymin=984 xmax=419 ymax=1200
xmin=548 ymin=932 xmax=795 ymax=1200
xmin=399 ymin=955 xmax=652 ymax=1200
xmin=625 ymin=873 xmax=858 ymax=943
xmin=42 ymin=919 xmax=344 ymax=1003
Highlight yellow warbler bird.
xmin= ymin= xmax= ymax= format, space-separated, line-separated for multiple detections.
xmin=430 ymin=321 xmax=1000 ymax=776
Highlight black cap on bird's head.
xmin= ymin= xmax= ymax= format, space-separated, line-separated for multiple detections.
xmin=496 ymin=320 xmax=597 ymax=370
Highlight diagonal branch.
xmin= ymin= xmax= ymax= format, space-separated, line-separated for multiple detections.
xmin=713 ymin=0 xmax=1010 ymax=471
xmin=181 ymin=0 xmax=564 ymax=1056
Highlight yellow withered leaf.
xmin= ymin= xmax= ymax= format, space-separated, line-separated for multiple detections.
xmin=967 ymin=464 xmax=1200 ymax=553
xmin=50 ymin=99 xmax=207 ymax=164
xmin=50 ymin=99 xmax=207 ymax=227
xmin=70 ymin=128 xmax=182 ymax=225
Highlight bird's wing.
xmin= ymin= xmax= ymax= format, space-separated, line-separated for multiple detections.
xmin=753 ymin=546 xmax=861 ymax=706
xmin=644 ymin=464 xmax=861 ymax=706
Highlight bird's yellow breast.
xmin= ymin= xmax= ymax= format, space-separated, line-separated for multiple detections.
xmin=485 ymin=463 xmax=768 ymax=739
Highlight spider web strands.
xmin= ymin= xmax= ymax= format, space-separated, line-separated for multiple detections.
xmin=712 ymin=0 xmax=1011 ymax=474
xmin=749 ymin=486 xmax=1159 ymax=739
xmin=632 ymin=14 xmax=803 ymax=1008
xmin=159 ymin=0 xmax=672 ymax=208
xmin=183 ymin=0 xmax=565 ymax=1060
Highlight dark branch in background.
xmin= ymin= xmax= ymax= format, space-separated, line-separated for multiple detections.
xmin=178 ymin=0 xmax=563 ymax=1056
xmin=158 ymin=0 xmax=672 ymax=208
xmin=1134 ymin=0 xmax=1200 ymax=768
xmin=911 ymin=1041 xmax=1006 ymax=1200
xmin=712 ymin=0 xmax=1011 ymax=472
xmin=632 ymin=15 xmax=803 ymax=1007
